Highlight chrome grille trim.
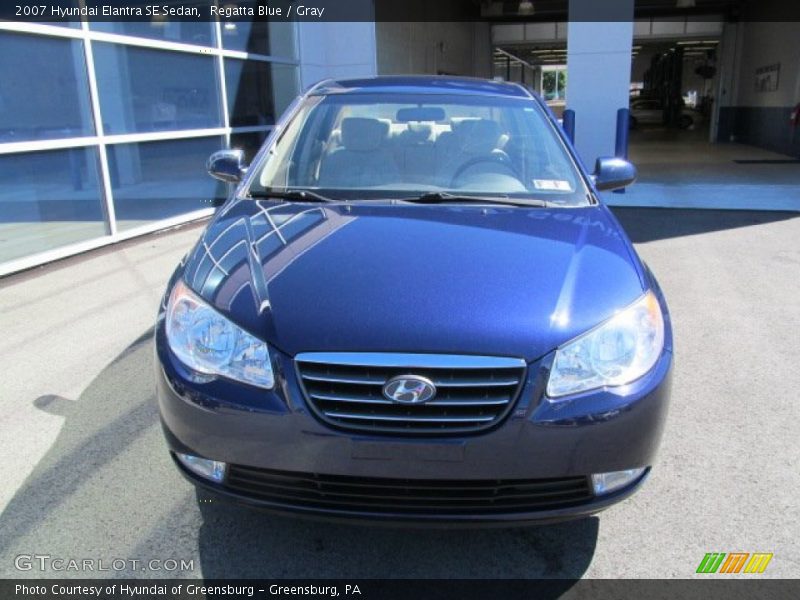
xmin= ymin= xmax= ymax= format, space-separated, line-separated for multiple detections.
xmin=295 ymin=352 xmax=525 ymax=369
xmin=301 ymin=372 xmax=521 ymax=387
xmin=295 ymin=352 xmax=527 ymax=436
xmin=309 ymin=392 xmax=511 ymax=407
xmin=324 ymin=412 xmax=497 ymax=423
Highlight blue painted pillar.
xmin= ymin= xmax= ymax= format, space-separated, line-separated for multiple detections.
xmin=613 ymin=107 xmax=630 ymax=194
xmin=562 ymin=109 xmax=576 ymax=144
xmin=566 ymin=0 xmax=634 ymax=168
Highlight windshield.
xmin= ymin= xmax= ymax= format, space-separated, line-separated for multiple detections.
xmin=248 ymin=92 xmax=590 ymax=206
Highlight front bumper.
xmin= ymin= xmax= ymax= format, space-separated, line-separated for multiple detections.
xmin=174 ymin=450 xmax=651 ymax=526
xmin=155 ymin=321 xmax=671 ymax=524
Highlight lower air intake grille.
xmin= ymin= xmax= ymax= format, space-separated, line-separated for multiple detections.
xmin=225 ymin=465 xmax=593 ymax=515
xmin=295 ymin=352 xmax=527 ymax=435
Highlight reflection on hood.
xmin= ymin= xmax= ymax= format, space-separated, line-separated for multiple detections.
xmin=182 ymin=200 xmax=643 ymax=361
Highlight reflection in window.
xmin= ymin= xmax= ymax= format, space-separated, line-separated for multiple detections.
xmin=230 ymin=130 xmax=269 ymax=163
xmin=0 ymin=148 xmax=106 ymax=263
xmin=91 ymin=18 xmax=214 ymax=47
xmin=0 ymin=32 xmax=94 ymax=142
xmin=220 ymin=21 xmax=297 ymax=58
xmin=93 ymin=43 xmax=222 ymax=134
xmin=106 ymin=136 xmax=227 ymax=231
xmin=225 ymin=60 xmax=298 ymax=127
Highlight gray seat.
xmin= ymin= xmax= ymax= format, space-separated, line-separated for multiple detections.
xmin=392 ymin=122 xmax=437 ymax=185
xmin=433 ymin=118 xmax=479 ymax=167
xmin=318 ymin=118 xmax=400 ymax=188
xmin=435 ymin=119 xmax=511 ymax=186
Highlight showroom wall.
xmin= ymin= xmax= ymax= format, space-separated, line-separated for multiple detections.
xmin=0 ymin=16 xmax=379 ymax=276
xmin=0 ymin=19 xmax=302 ymax=275
xmin=717 ymin=21 xmax=800 ymax=156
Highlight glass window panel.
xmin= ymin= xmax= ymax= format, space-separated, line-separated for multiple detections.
xmin=225 ymin=60 xmax=298 ymax=127
xmin=220 ymin=21 xmax=297 ymax=58
xmin=0 ymin=148 xmax=106 ymax=264
xmin=107 ymin=136 xmax=227 ymax=231
xmin=0 ymin=32 xmax=94 ymax=142
xmin=230 ymin=130 xmax=270 ymax=163
xmin=91 ymin=17 xmax=215 ymax=47
xmin=93 ymin=43 xmax=222 ymax=134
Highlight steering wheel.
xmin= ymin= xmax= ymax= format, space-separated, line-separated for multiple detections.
xmin=449 ymin=153 xmax=520 ymax=188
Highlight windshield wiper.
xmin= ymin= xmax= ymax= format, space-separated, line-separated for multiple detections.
xmin=247 ymin=189 xmax=336 ymax=203
xmin=400 ymin=192 xmax=548 ymax=208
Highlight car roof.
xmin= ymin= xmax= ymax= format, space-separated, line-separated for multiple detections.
xmin=307 ymin=76 xmax=534 ymax=99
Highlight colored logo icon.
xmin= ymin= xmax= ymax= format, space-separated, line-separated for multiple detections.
xmin=696 ymin=553 xmax=773 ymax=574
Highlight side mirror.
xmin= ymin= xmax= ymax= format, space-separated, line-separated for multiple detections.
xmin=206 ymin=149 xmax=247 ymax=184
xmin=592 ymin=157 xmax=636 ymax=191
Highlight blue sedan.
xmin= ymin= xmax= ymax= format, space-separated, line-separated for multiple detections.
xmin=155 ymin=76 xmax=672 ymax=525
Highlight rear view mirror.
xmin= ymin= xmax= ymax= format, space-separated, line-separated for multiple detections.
xmin=396 ymin=107 xmax=446 ymax=122
xmin=207 ymin=149 xmax=247 ymax=184
xmin=592 ymin=157 xmax=636 ymax=191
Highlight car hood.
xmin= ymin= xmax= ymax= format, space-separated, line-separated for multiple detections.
xmin=182 ymin=200 xmax=645 ymax=362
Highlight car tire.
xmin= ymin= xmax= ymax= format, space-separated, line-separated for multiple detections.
xmin=679 ymin=114 xmax=693 ymax=130
xmin=629 ymin=115 xmax=638 ymax=130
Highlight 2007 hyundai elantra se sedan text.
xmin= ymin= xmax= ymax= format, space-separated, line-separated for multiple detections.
xmin=155 ymin=76 xmax=672 ymax=525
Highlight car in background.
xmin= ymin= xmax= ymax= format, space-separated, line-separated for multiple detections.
xmin=155 ymin=76 xmax=673 ymax=525
xmin=630 ymin=96 xmax=702 ymax=129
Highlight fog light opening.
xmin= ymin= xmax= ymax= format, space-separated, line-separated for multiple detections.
xmin=176 ymin=453 xmax=227 ymax=483
xmin=592 ymin=468 xmax=646 ymax=495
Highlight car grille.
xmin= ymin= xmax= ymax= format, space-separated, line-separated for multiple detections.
xmin=225 ymin=465 xmax=593 ymax=515
xmin=295 ymin=352 xmax=527 ymax=435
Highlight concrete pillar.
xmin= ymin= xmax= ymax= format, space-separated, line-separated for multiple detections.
xmin=297 ymin=21 xmax=377 ymax=90
xmin=712 ymin=22 xmax=743 ymax=143
xmin=566 ymin=0 xmax=634 ymax=169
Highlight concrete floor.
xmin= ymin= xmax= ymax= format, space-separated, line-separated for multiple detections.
xmin=0 ymin=209 xmax=798 ymax=579
xmin=603 ymin=128 xmax=800 ymax=211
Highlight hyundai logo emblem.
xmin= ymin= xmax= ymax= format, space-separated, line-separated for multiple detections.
xmin=382 ymin=375 xmax=437 ymax=404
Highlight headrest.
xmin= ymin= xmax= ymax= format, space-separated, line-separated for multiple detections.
xmin=401 ymin=122 xmax=433 ymax=144
xmin=340 ymin=118 xmax=389 ymax=152
xmin=460 ymin=119 xmax=503 ymax=154
xmin=451 ymin=117 xmax=479 ymax=130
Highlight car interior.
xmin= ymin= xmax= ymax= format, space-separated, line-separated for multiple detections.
xmin=319 ymin=113 xmax=542 ymax=193
xmin=269 ymin=102 xmax=580 ymax=197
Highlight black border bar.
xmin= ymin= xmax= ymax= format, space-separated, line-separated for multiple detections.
xmin=3 ymin=0 xmax=800 ymax=23
xmin=2 ymin=579 xmax=799 ymax=600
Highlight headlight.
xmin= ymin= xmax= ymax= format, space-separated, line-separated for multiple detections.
xmin=547 ymin=290 xmax=664 ymax=398
xmin=165 ymin=279 xmax=275 ymax=389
